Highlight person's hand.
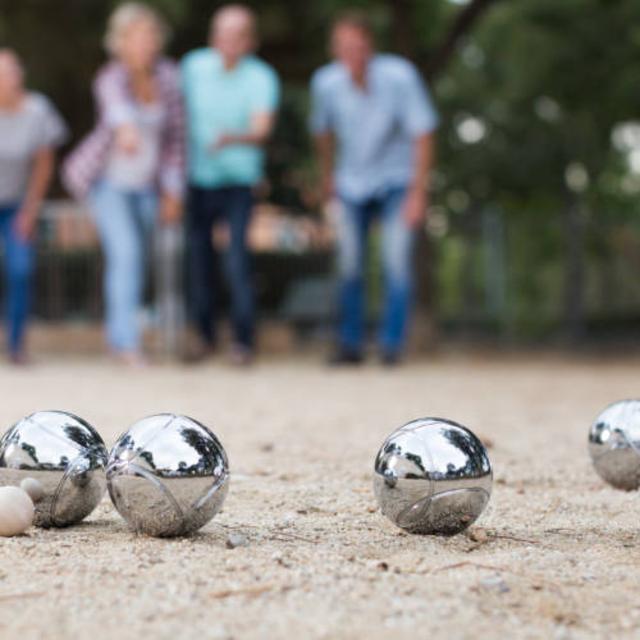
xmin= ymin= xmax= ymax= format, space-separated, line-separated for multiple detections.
xmin=403 ymin=186 xmax=428 ymax=229
xmin=115 ymin=124 xmax=141 ymax=155
xmin=160 ymin=194 xmax=182 ymax=226
xmin=211 ymin=132 xmax=236 ymax=151
xmin=14 ymin=207 xmax=38 ymax=241
xmin=321 ymin=174 xmax=335 ymax=204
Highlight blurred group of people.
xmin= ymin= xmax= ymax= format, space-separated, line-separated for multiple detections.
xmin=0 ymin=2 xmax=437 ymax=368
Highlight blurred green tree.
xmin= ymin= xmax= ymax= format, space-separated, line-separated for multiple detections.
xmin=1 ymin=0 xmax=638 ymax=340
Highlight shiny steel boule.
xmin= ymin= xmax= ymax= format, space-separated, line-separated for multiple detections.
xmin=374 ymin=418 xmax=492 ymax=535
xmin=107 ymin=414 xmax=229 ymax=537
xmin=589 ymin=400 xmax=640 ymax=490
xmin=0 ymin=410 xmax=108 ymax=527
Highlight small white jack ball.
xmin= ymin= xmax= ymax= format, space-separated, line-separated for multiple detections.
xmin=0 ymin=486 xmax=34 ymax=536
xmin=20 ymin=477 xmax=45 ymax=503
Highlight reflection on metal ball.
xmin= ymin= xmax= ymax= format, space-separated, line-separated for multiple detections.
xmin=107 ymin=414 xmax=229 ymax=537
xmin=0 ymin=410 xmax=108 ymax=527
xmin=374 ymin=418 xmax=492 ymax=536
xmin=589 ymin=400 xmax=640 ymax=491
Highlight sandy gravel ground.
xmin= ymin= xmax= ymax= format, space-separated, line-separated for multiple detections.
xmin=0 ymin=353 xmax=639 ymax=640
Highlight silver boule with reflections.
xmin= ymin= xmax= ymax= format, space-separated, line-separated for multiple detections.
xmin=107 ymin=414 xmax=229 ymax=537
xmin=589 ymin=400 xmax=640 ymax=491
xmin=374 ymin=418 xmax=492 ymax=535
xmin=0 ymin=410 xmax=108 ymax=527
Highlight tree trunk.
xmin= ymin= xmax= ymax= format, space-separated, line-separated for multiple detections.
xmin=426 ymin=0 xmax=504 ymax=81
xmin=390 ymin=0 xmax=418 ymax=57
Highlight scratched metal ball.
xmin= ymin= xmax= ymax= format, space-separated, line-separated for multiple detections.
xmin=374 ymin=418 xmax=493 ymax=535
xmin=0 ymin=410 xmax=108 ymax=527
xmin=107 ymin=414 xmax=229 ymax=537
xmin=589 ymin=400 xmax=640 ymax=491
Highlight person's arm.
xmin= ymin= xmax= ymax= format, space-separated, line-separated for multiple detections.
xmin=213 ymin=111 xmax=276 ymax=149
xmin=94 ymin=64 xmax=140 ymax=155
xmin=309 ymin=70 xmax=336 ymax=203
xmin=213 ymin=66 xmax=280 ymax=151
xmin=159 ymin=63 xmax=186 ymax=226
xmin=403 ymin=132 xmax=436 ymax=228
xmin=15 ymin=146 xmax=55 ymax=241
xmin=398 ymin=61 xmax=439 ymax=228
xmin=314 ymin=131 xmax=336 ymax=202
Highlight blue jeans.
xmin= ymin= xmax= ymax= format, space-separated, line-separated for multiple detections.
xmin=188 ymin=186 xmax=254 ymax=348
xmin=337 ymin=186 xmax=414 ymax=354
xmin=0 ymin=204 xmax=34 ymax=355
xmin=88 ymin=181 xmax=157 ymax=352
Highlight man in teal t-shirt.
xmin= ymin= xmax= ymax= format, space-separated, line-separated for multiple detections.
xmin=182 ymin=4 xmax=280 ymax=365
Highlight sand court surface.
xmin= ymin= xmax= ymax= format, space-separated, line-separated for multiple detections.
xmin=0 ymin=354 xmax=639 ymax=639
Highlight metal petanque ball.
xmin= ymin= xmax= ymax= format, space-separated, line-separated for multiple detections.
xmin=589 ymin=400 xmax=640 ymax=491
xmin=107 ymin=413 xmax=229 ymax=537
xmin=0 ymin=410 xmax=108 ymax=527
xmin=374 ymin=418 xmax=493 ymax=536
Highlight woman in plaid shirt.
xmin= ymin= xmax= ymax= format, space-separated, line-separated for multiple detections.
xmin=63 ymin=2 xmax=185 ymax=366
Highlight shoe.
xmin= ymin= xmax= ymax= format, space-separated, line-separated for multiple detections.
xmin=230 ymin=344 xmax=254 ymax=367
xmin=182 ymin=338 xmax=215 ymax=364
xmin=380 ymin=350 xmax=401 ymax=367
xmin=328 ymin=347 xmax=364 ymax=366
xmin=8 ymin=351 xmax=29 ymax=366
xmin=113 ymin=351 xmax=148 ymax=368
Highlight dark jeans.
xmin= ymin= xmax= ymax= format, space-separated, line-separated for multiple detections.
xmin=0 ymin=204 xmax=34 ymax=355
xmin=188 ymin=185 xmax=255 ymax=349
xmin=336 ymin=186 xmax=414 ymax=354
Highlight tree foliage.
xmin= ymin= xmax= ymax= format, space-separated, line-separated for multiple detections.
xmin=1 ymin=0 xmax=638 ymax=338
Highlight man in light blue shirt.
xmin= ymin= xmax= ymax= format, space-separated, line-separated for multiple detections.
xmin=311 ymin=12 xmax=438 ymax=366
xmin=182 ymin=4 xmax=280 ymax=365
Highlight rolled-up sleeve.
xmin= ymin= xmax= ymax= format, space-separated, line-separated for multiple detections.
xmin=309 ymin=72 xmax=332 ymax=135
xmin=400 ymin=63 xmax=439 ymax=136
xmin=37 ymin=95 xmax=69 ymax=148
xmin=250 ymin=65 xmax=280 ymax=114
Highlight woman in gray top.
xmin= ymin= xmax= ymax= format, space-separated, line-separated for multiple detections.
xmin=0 ymin=49 xmax=67 ymax=364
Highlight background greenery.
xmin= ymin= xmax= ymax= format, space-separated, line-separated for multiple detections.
xmin=1 ymin=0 xmax=639 ymax=341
